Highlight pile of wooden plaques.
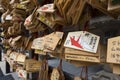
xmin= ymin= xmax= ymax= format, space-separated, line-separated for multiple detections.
xmin=63 ymin=31 xmax=107 ymax=67
xmin=0 ymin=0 xmax=120 ymax=80
xmin=54 ymin=0 xmax=87 ymax=25
xmin=87 ymin=0 xmax=120 ymax=18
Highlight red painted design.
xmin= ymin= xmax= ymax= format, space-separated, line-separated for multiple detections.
xmin=70 ymin=36 xmax=83 ymax=49
xmin=26 ymin=19 xmax=30 ymax=24
xmin=19 ymin=73 xmax=23 ymax=77
xmin=42 ymin=7 xmax=48 ymax=10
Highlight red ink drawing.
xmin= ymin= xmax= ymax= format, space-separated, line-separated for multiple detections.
xmin=19 ymin=73 xmax=23 ymax=77
xmin=42 ymin=7 xmax=48 ymax=10
xmin=70 ymin=36 xmax=83 ymax=49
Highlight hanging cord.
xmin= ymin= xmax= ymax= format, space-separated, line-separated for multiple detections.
xmin=80 ymin=7 xmax=90 ymax=80
xmin=43 ymin=54 xmax=48 ymax=71
xmin=37 ymin=53 xmax=48 ymax=80
xmin=80 ymin=66 xmax=88 ymax=80
xmin=83 ymin=5 xmax=92 ymax=32
xmin=58 ymin=59 xmax=62 ymax=70
xmin=83 ymin=21 xmax=89 ymax=32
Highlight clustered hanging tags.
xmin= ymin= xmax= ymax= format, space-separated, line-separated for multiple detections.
xmin=1 ymin=0 xmax=120 ymax=80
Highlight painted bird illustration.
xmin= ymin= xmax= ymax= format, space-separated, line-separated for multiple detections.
xmin=70 ymin=36 xmax=83 ymax=49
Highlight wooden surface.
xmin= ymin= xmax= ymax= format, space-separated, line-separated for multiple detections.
xmin=107 ymin=36 xmax=120 ymax=64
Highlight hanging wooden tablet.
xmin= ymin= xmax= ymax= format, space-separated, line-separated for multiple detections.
xmin=32 ymin=32 xmax=63 ymax=51
xmin=107 ymin=0 xmax=120 ymax=15
xmin=50 ymin=59 xmax=65 ymax=80
xmin=64 ymin=31 xmax=100 ymax=53
xmin=69 ymin=60 xmax=97 ymax=67
xmin=25 ymin=59 xmax=42 ymax=72
xmin=74 ymin=77 xmax=82 ymax=80
xmin=9 ymin=52 xmax=19 ymax=61
xmin=37 ymin=3 xmax=55 ymax=13
xmin=24 ymin=7 xmax=38 ymax=27
xmin=87 ymin=0 xmax=118 ymax=18
xmin=62 ymin=0 xmax=72 ymax=23
xmin=37 ymin=13 xmax=55 ymax=29
xmin=72 ymin=0 xmax=86 ymax=25
xmin=14 ymin=3 xmax=27 ymax=10
xmin=16 ymin=53 xmax=27 ymax=64
xmin=65 ymin=44 xmax=106 ymax=63
xmin=107 ymin=36 xmax=120 ymax=64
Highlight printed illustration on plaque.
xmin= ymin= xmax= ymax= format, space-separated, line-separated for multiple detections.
xmin=64 ymin=31 xmax=100 ymax=53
